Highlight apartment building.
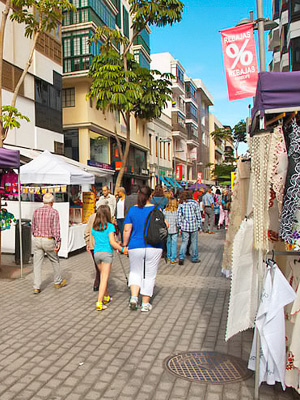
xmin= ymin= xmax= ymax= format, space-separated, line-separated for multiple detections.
xmin=208 ymin=114 xmax=224 ymax=182
xmin=194 ymin=79 xmax=214 ymax=184
xmin=151 ymin=53 xmax=200 ymax=185
xmin=269 ymin=0 xmax=300 ymax=71
xmin=2 ymin=3 xmax=64 ymax=153
xmin=147 ymin=112 xmax=172 ymax=189
xmin=62 ymin=0 xmax=151 ymax=191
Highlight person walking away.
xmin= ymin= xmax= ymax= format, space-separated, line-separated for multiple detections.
xmin=84 ymin=211 xmax=100 ymax=291
xmin=214 ymin=189 xmax=222 ymax=228
xmin=31 ymin=193 xmax=67 ymax=294
xmin=115 ymin=187 xmax=126 ymax=243
xmin=177 ymin=191 xmax=202 ymax=265
xmin=124 ymin=184 xmax=139 ymax=216
xmin=91 ymin=205 xmax=128 ymax=311
xmin=163 ymin=198 xmax=179 ymax=264
xmin=202 ymin=187 xmax=215 ymax=234
xmin=123 ymin=186 xmax=167 ymax=312
xmin=96 ymin=185 xmax=116 ymax=218
xmin=222 ymin=189 xmax=231 ymax=229
xmin=151 ymin=184 xmax=168 ymax=210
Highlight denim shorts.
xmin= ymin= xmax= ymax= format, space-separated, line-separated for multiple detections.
xmin=94 ymin=252 xmax=113 ymax=264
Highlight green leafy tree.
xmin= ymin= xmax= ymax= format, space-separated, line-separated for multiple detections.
xmin=0 ymin=0 xmax=75 ymax=146
xmin=87 ymin=0 xmax=184 ymax=191
xmin=232 ymin=119 xmax=246 ymax=156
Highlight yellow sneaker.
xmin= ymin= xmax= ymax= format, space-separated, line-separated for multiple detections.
xmin=103 ymin=295 xmax=113 ymax=304
xmin=54 ymin=279 xmax=67 ymax=289
xmin=96 ymin=302 xmax=107 ymax=311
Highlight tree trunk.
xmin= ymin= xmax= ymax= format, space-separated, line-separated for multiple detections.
xmin=0 ymin=0 xmax=11 ymax=146
xmin=114 ymin=112 xmax=131 ymax=194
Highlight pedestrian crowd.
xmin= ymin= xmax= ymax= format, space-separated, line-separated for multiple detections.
xmin=31 ymin=183 xmax=231 ymax=313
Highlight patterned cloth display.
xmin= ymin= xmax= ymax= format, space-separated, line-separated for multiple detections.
xmin=226 ymin=218 xmax=258 ymax=341
xmin=280 ymin=120 xmax=300 ymax=246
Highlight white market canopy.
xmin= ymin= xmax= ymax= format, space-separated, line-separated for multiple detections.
xmin=20 ymin=150 xmax=95 ymax=185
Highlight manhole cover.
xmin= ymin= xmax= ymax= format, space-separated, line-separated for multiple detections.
xmin=164 ymin=351 xmax=253 ymax=384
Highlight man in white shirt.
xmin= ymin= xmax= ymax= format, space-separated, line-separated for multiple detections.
xmin=115 ymin=186 xmax=126 ymax=243
xmin=96 ymin=185 xmax=116 ymax=217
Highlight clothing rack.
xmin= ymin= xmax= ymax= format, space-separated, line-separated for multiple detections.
xmin=254 ymin=249 xmax=300 ymax=400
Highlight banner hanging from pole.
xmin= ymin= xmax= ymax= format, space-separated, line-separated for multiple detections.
xmin=221 ymin=23 xmax=258 ymax=101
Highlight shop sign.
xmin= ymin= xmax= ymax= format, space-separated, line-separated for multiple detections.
xmin=197 ymin=172 xmax=203 ymax=183
xmin=115 ymin=161 xmax=122 ymax=171
xmin=176 ymin=164 xmax=183 ymax=180
xmin=231 ymin=171 xmax=237 ymax=189
xmin=82 ymin=192 xmax=96 ymax=223
xmin=221 ymin=23 xmax=258 ymax=101
xmin=88 ymin=160 xmax=114 ymax=170
xmin=141 ymin=168 xmax=149 ymax=176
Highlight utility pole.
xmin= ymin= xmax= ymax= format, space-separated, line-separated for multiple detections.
xmin=256 ymin=0 xmax=266 ymax=72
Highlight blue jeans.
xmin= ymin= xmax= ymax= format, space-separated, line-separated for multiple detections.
xmin=179 ymin=231 xmax=199 ymax=262
xmin=117 ymin=218 xmax=125 ymax=243
xmin=167 ymin=233 xmax=178 ymax=262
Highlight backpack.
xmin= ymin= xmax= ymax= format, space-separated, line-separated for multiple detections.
xmin=144 ymin=202 xmax=168 ymax=246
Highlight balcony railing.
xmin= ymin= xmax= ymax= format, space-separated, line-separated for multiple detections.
xmin=186 ymin=112 xmax=198 ymax=123
xmin=172 ymin=123 xmax=187 ymax=135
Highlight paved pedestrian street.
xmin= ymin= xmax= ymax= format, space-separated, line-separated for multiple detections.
xmin=0 ymin=232 xmax=299 ymax=400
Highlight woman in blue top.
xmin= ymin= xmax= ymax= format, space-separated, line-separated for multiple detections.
xmin=92 ymin=205 xmax=128 ymax=311
xmin=123 ymin=186 xmax=168 ymax=312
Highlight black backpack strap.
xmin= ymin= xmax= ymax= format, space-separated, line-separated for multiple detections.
xmin=144 ymin=210 xmax=153 ymax=244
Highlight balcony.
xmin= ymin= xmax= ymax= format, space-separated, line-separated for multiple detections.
xmin=172 ymin=99 xmax=185 ymax=115
xmin=172 ymin=123 xmax=187 ymax=136
xmin=268 ymin=24 xmax=280 ymax=51
xmin=172 ymin=78 xmax=185 ymax=95
xmin=185 ymin=112 xmax=198 ymax=125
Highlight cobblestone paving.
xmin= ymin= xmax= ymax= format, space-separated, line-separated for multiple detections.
xmin=0 ymin=231 xmax=299 ymax=399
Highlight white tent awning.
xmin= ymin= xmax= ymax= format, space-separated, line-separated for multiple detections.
xmin=20 ymin=150 xmax=95 ymax=185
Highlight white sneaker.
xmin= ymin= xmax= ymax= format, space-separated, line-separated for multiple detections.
xmin=141 ymin=303 xmax=152 ymax=312
xmin=129 ymin=296 xmax=138 ymax=310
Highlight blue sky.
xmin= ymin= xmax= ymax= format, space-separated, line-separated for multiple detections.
xmin=150 ymin=0 xmax=272 ymax=129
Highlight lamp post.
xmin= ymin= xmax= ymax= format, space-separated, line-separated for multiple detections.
xmin=236 ymin=8 xmax=278 ymax=72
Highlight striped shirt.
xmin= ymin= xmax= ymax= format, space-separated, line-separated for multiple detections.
xmin=31 ymin=205 xmax=61 ymax=243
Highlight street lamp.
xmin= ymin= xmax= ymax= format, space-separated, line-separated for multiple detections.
xmin=157 ymin=136 xmax=171 ymax=185
xmin=236 ymin=8 xmax=279 ymax=72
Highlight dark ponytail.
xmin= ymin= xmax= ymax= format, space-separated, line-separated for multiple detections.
xmin=137 ymin=186 xmax=152 ymax=208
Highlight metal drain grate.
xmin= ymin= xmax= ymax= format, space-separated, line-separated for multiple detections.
xmin=164 ymin=351 xmax=253 ymax=384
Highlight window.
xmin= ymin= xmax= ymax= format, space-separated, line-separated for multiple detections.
xmin=163 ymin=142 xmax=166 ymax=159
xmin=123 ymin=6 xmax=129 ymax=38
xmin=62 ymin=88 xmax=75 ymax=107
xmin=54 ymin=141 xmax=64 ymax=155
xmin=73 ymin=0 xmax=79 ymax=7
xmin=81 ymin=0 xmax=88 ymax=6
xmin=82 ymin=36 xmax=89 ymax=54
xmin=73 ymin=37 xmax=81 ymax=55
xmin=64 ymin=59 xmax=71 ymax=73
xmin=168 ymin=143 xmax=170 ymax=161
xmin=64 ymin=129 xmax=79 ymax=161
xmin=149 ymin=134 xmax=152 ymax=155
xmin=82 ymin=8 xmax=89 ymax=22
xmin=63 ymin=12 xmax=71 ymax=26
xmin=156 ymin=137 xmax=158 ymax=157
xmin=64 ymin=38 xmax=71 ymax=57
xmin=90 ymin=135 xmax=109 ymax=163
xmin=291 ymin=37 xmax=300 ymax=70
xmin=73 ymin=10 xmax=80 ymax=23
xmin=115 ymin=0 xmax=121 ymax=27
xmin=176 ymin=65 xmax=184 ymax=86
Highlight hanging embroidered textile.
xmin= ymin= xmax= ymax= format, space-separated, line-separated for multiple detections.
xmin=285 ymin=259 xmax=300 ymax=393
xmin=0 ymin=208 xmax=16 ymax=231
xmin=248 ymin=259 xmax=296 ymax=389
xmin=251 ymin=132 xmax=279 ymax=250
xmin=222 ymin=159 xmax=251 ymax=277
xmin=226 ymin=218 xmax=259 ymax=341
xmin=280 ymin=120 xmax=300 ymax=246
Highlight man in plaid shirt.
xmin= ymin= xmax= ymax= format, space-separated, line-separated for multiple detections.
xmin=177 ymin=191 xmax=202 ymax=265
xmin=31 ymin=193 xmax=67 ymax=294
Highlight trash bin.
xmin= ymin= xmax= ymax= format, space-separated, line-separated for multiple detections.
xmin=15 ymin=219 xmax=32 ymax=264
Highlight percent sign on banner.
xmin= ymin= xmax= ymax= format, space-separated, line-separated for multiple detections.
xmin=221 ymin=23 xmax=258 ymax=101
